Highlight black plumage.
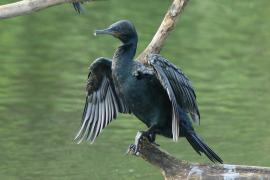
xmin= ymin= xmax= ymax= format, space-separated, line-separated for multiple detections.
xmin=75 ymin=58 xmax=130 ymax=143
xmin=75 ymin=20 xmax=223 ymax=163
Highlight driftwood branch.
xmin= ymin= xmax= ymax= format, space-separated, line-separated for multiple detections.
xmin=127 ymin=132 xmax=270 ymax=180
xmin=137 ymin=0 xmax=189 ymax=63
xmin=0 ymin=0 xmax=76 ymax=19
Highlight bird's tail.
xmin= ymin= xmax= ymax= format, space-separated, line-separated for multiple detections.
xmin=73 ymin=2 xmax=82 ymax=13
xmin=186 ymin=132 xmax=223 ymax=163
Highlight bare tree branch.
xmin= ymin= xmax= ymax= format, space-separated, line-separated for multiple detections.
xmin=127 ymin=132 xmax=270 ymax=180
xmin=137 ymin=0 xmax=188 ymax=63
xmin=0 ymin=0 xmax=76 ymax=19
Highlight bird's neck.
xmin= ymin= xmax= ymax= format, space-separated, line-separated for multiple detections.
xmin=112 ymin=39 xmax=137 ymax=71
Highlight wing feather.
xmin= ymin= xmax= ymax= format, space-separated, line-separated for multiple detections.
xmin=104 ymin=93 xmax=110 ymax=127
xmin=148 ymin=54 xmax=200 ymax=123
xmin=147 ymin=54 xmax=200 ymax=141
xmin=107 ymin=88 xmax=113 ymax=124
xmin=87 ymin=103 xmax=98 ymax=141
xmin=75 ymin=57 xmax=130 ymax=143
xmin=99 ymin=100 xmax=106 ymax=134
xmin=152 ymin=65 xmax=180 ymax=141
xmin=92 ymin=91 xmax=104 ymax=141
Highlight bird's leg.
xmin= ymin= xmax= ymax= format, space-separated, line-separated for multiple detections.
xmin=142 ymin=125 xmax=160 ymax=146
xmin=126 ymin=131 xmax=144 ymax=156
xmin=126 ymin=126 xmax=160 ymax=156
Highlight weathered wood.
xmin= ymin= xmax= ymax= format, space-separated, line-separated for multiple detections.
xmin=137 ymin=0 xmax=189 ymax=63
xmin=0 ymin=0 xmax=78 ymax=19
xmin=127 ymin=132 xmax=270 ymax=180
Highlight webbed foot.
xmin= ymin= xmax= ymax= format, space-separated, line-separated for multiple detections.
xmin=141 ymin=131 xmax=160 ymax=146
xmin=126 ymin=144 xmax=140 ymax=156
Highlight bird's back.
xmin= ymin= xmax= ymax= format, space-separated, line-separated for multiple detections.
xmin=112 ymin=61 xmax=172 ymax=129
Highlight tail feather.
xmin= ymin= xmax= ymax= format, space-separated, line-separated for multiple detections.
xmin=186 ymin=132 xmax=223 ymax=163
xmin=186 ymin=135 xmax=201 ymax=156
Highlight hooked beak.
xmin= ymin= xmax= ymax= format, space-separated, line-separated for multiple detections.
xmin=94 ymin=28 xmax=113 ymax=36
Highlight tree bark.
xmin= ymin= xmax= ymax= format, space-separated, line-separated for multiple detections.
xmin=0 ymin=0 xmax=75 ymax=19
xmin=127 ymin=132 xmax=270 ymax=180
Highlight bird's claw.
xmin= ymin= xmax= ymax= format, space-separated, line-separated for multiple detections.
xmin=141 ymin=131 xmax=160 ymax=146
xmin=126 ymin=131 xmax=144 ymax=156
xmin=126 ymin=131 xmax=160 ymax=156
xmin=126 ymin=144 xmax=140 ymax=156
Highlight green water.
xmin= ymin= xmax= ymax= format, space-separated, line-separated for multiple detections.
xmin=0 ymin=0 xmax=270 ymax=179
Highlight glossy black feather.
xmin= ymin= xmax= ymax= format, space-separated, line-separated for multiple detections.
xmin=74 ymin=57 xmax=130 ymax=143
xmin=186 ymin=133 xmax=223 ymax=163
xmin=148 ymin=62 xmax=180 ymax=141
xmin=147 ymin=54 xmax=200 ymax=124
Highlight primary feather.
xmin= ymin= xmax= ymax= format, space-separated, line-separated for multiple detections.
xmin=74 ymin=57 xmax=130 ymax=143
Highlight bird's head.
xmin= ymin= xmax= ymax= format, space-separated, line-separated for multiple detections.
xmin=94 ymin=20 xmax=137 ymax=44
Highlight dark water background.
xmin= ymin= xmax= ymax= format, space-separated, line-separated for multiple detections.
xmin=0 ymin=0 xmax=270 ymax=179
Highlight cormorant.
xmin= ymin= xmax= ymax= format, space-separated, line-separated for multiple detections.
xmin=75 ymin=20 xmax=223 ymax=163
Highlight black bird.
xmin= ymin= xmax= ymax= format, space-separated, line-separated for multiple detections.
xmin=75 ymin=20 xmax=223 ymax=163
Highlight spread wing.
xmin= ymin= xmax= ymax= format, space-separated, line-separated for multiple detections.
xmin=75 ymin=57 xmax=130 ymax=143
xmin=147 ymin=54 xmax=200 ymax=141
